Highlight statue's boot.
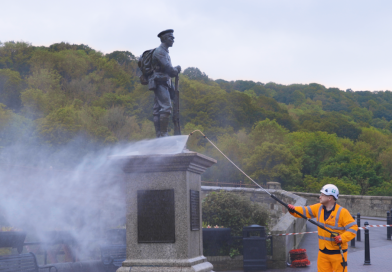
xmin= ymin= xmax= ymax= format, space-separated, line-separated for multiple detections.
xmin=159 ymin=113 xmax=170 ymax=137
xmin=153 ymin=115 xmax=160 ymax=138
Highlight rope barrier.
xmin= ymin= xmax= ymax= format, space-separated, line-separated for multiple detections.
xmin=271 ymin=231 xmax=318 ymax=236
xmin=359 ymin=224 xmax=392 ymax=229
xmin=269 ymin=225 xmax=392 ymax=236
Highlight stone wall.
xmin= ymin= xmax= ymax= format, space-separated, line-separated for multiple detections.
xmin=205 ymin=256 xmax=244 ymax=271
xmin=200 ymin=187 xmax=307 ymax=269
xmin=268 ymin=191 xmax=307 ymax=268
xmin=294 ymin=192 xmax=392 ymax=217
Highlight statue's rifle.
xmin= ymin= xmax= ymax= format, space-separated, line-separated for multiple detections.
xmin=173 ymin=75 xmax=181 ymax=135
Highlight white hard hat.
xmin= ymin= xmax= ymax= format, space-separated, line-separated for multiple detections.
xmin=320 ymin=184 xmax=339 ymax=200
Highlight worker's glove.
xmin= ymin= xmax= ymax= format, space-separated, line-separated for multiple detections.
xmin=287 ymin=204 xmax=295 ymax=213
xmin=334 ymin=235 xmax=342 ymax=244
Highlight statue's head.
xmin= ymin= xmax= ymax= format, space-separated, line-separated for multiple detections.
xmin=158 ymin=29 xmax=175 ymax=47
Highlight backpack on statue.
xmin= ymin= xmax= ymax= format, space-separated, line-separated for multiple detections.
xmin=138 ymin=49 xmax=156 ymax=85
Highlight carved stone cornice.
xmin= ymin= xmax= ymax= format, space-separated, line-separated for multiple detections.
xmin=110 ymin=152 xmax=217 ymax=175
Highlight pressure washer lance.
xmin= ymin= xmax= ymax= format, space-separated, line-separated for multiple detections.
xmin=189 ymin=129 xmax=347 ymax=271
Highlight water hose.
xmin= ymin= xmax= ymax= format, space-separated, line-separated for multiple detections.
xmin=189 ymin=130 xmax=347 ymax=271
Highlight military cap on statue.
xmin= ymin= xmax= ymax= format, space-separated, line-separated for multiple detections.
xmin=158 ymin=29 xmax=174 ymax=37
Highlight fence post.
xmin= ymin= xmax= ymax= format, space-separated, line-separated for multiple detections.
xmin=267 ymin=235 xmax=273 ymax=256
xmin=357 ymin=213 xmax=361 ymax=242
xmin=351 ymin=215 xmax=356 ymax=247
xmin=364 ymin=222 xmax=371 ymax=265
xmin=388 ymin=211 xmax=391 ymax=237
xmin=391 ymin=208 xmax=392 ymax=224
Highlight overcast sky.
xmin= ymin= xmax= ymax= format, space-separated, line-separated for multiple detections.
xmin=1 ymin=0 xmax=392 ymax=91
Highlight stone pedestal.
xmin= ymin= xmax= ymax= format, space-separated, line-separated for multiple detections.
xmin=113 ymin=152 xmax=216 ymax=272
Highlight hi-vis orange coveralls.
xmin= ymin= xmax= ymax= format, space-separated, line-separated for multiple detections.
xmin=289 ymin=203 xmax=358 ymax=272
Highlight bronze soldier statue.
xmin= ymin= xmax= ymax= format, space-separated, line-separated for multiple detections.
xmin=150 ymin=29 xmax=181 ymax=137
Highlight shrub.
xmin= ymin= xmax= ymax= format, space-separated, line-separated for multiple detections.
xmin=202 ymin=190 xmax=269 ymax=236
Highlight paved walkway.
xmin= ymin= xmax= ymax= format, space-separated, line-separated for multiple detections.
xmin=220 ymin=216 xmax=392 ymax=271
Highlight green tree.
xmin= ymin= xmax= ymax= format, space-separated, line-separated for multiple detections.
xmin=202 ymin=190 xmax=269 ymax=236
xmin=319 ymin=150 xmax=382 ymax=194
xmin=289 ymin=131 xmax=341 ymax=177
xmin=358 ymin=127 xmax=391 ymax=156
xmin=0 ymin=103 xmax=12 ymax=130
xmin=377 ymin=148 xmax=392 ymax=180
xmin=106 ymin=51 xmax=136 ymax=65
xmin=352 ymin=141 xmax=376 ymax=160
xmin=248 ymin=118 xmax=289 ymax=146
xmin=372 ymin=118 xmax=390 ymax=130
xmin=21 ymin=89 xmax=49 ymax=118
xmin=350 ymin=107 xmax=373 ymax=124
xmin=299 ymin=112 xmax=361 ymax=140
xmin=0 ymin=69 xmax=25 ymax=110
xmin=128 ymin=119 xmax=155 ymax=141
xmin=298 ymin=175 xmax=360 ymax=195
xmin=368 ymin=181 xmax=392 ymax=196
xmin=249 ymin=84 xmax=276 ymax=97
xmin=203 ymin=132 xmax=248 ymax=184
xmin=183 ymin=67 xmax=209 ymax=83
xmin=292 ymin=90 xmax=306 ymax=106
xmin=98 ymin=106 xmax=139 ymax=141
xmin=0 ymin=41 xmax=33 ymax=76
xmin=78 ymin=106 xmax=112 ymax=142
xmin=244 ymin=142 xmax=301 ymax=188
xmin=26 ymin=68 xmax=61 ymax=93
xmin=37 ymin=106 xmax=82 ymax=145
xmin=0 ymin=103 xmax=32 ymax=148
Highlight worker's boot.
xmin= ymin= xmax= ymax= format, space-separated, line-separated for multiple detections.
xmin=159 ymin=113 xmax=170 ymax=137
xmin=153 ymin=115 xmax=160 ymax=138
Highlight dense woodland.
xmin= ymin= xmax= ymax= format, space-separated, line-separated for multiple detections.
xmin=1 ymin=41 xmax=392 ymax=195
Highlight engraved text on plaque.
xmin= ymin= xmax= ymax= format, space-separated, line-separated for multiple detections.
xmin=190 ymin=190 xmax=200 ymax=231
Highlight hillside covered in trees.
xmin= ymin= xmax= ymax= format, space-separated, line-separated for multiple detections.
xmin=1 ymin=41 xmax=392 ymax=196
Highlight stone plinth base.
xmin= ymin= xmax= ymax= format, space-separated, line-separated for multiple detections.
xmin=117 ymin=263 xmax=213 ymax=271
xmin=113 ymin=152 xmax=216 ymax=272
xmin=116 ymin=256 xmax=213 ymax=272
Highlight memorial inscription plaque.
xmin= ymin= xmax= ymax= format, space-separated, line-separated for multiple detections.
xmin=190 ymin=190 xmax=200 ymax=231
xmin=137 ymin=189 xmax=175 ymax=243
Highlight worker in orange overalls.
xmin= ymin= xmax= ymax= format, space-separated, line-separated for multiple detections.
xmin=288 ymin=184 xmax=358 ymax=272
